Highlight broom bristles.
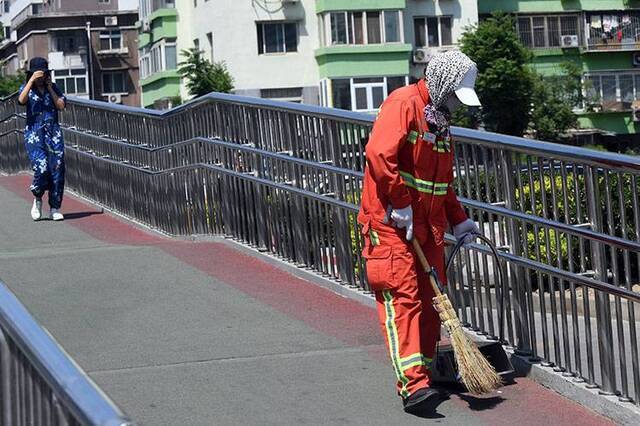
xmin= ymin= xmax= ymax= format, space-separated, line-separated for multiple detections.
xmin=433 ymin=294 xmax=503 ymax=395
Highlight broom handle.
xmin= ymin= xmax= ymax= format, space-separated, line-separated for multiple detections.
xmin=411 ymin=239 xmax=443 ymax=298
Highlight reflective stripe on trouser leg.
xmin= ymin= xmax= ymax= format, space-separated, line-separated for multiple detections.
xmin=378 ymin=289 xmax=431 ymax=397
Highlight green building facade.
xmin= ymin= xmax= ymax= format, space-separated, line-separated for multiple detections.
xmin=138 ymin=1 xmax=180 ymax=109
xmin=480 ymin=1 xmax=640 ymax=147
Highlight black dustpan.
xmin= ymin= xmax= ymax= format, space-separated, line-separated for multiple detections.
xmin=431 ymin=340 xmax=514 ymax=386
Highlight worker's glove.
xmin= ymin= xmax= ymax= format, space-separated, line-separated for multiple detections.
xmin=384 ymin=205 xmax=414 ymax=241
xmin=453 ymin=218 xmax=480 ymax=245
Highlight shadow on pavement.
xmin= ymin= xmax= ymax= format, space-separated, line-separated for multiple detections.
xmin=407 ymin=393 xmax=450 ymax=419
xmin=458 ymin=394 xmax=505 ymax=411
xmin=63 ymin=211 xmax=104 ymax=220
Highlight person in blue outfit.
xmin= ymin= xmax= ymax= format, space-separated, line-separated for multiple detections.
xmin=18 ymin=57 xmax=67 ymax=221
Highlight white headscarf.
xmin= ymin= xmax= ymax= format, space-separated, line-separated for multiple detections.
xmin=425 ymin=50 xmax=476 ymax=108
xmin=424 ymin=50 xmax=477 ymax=131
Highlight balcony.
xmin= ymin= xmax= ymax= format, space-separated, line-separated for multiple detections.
xmin=584 ymin=12 xmax=640 ymax=52
xmin=48 ymin=51 xmax=87 ymax=70
xmin=585 ymin=38 xmax=640 ymax=52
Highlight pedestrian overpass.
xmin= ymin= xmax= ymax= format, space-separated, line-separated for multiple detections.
xmin=0 ymin=92 xmax=639 ymax=424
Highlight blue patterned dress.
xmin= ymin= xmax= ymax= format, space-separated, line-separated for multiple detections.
xmin=19 ymin=83 xmax=66 ymax=209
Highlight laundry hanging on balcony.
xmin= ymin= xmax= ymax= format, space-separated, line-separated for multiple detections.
xmin=590 ymin=15 xmax=602 ymax=29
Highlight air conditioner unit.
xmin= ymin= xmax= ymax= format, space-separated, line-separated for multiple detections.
xmin=107 ymin=94 xmax=122 ymax=104
xmin=633 ymin=101 xmax=640 ymax=122
xmin=413 ymin=48 xmax=433 ymax=64
xmin=561 ymin=35 xmax=579 ymax=48
xmin=633 ymin=52 xmax=640 ymax=67
xmin=20 ymin=59 xmax=28 ymax=69
xmin=105 ymin=16 xmax=118 ymax=27
xmin=142 ymin=20 xmax=151 ymax=33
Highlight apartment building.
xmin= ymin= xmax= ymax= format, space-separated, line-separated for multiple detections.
xmin=138 ymin=0 xmax=478 ymax=110
xmin=0 ymin=0 xmax=140 ymax=106
xmin=481 ymin=1 xmax=640 ymax=146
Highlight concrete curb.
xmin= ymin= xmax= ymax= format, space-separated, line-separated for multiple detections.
xmin=508 ymin=352 xmax=640 ymax=425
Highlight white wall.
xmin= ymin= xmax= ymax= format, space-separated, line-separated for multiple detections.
xmin=177 ymin=0 xmax=320 ymax=103
xmin=118 ymin=0 xmax=139 ymax=11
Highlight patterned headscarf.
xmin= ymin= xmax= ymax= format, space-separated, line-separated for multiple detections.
xmin=424 ymin=50 xmax=477 ymax=132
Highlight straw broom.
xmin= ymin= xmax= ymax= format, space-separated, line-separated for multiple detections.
xmin=411 ymin=238 xmax=502 ymax=395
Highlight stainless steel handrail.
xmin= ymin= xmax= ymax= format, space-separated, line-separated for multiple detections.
xmin=0 ymin=280 xmax=132 ymax=425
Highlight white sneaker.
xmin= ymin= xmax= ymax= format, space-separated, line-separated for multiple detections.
xmin=31 ymin=199 xmax=42 ymax=221
xmin=49 ymin=209 xmax=64 ymax=221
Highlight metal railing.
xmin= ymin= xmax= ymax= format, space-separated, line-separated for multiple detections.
xmin=0 ymin=279 xmax=132 ymax=425
xmin=1 ymin=91 xmax=640 ymax=405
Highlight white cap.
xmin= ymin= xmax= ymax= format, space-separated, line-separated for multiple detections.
xmin=454 ymin=65 xmax=481 ymax=107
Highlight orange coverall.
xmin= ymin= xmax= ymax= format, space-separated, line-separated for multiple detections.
xmin=357 ymin=79 xmax=468 ymax=398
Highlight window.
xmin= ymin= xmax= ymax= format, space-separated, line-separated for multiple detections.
xmin=102 ymin=72 xmax=125 ymax=94
xmin=414 ymin=16 xmax=453 ymax=47
xmin=3 ymin=0 xmax=9 ymax=13
xmin=326 ymin=10 xmax=403 ymax=46
xmin=193 ymin=38 xmax=199 ymax=52
xmin=517 ymin=15 xmax=580 ymax=48
xmin=328 ymin=76 xmax=408 ymax=112
xmin=207 ymin=32 xmax=213 ymax=61
xmin=139 ymin=40 xmax=177 ymax=79
xmin=261 ymin=87 xmax=303 ymax=103
xmin=139 ymin=0 xmax=175 ymax=20
xmin=51 ymin=32 xmax=86 ymax=53
xmin=257 ymin=22 xmax=297 ymax=54
xmin=53 ymin=69 xmax=88 ymax=95
xmin=584 ymin=72 xmax=640 ymax=110
xmin=99 ymin=30 xmax=121 ymax=51
xmin=98 ymin=0 xmax=111 ymax=3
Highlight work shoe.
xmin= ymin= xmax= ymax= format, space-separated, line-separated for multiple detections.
xmin=49 ymin=209 xmax=64 ymax=221
xmin=403 ymin=387 xmax=441 ymax=415
xmin=31 ymin=199 xmax=42 ymax=221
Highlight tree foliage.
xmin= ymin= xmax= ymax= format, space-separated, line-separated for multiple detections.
xmin=178 ymin=47 xmax=234 ymax=98
xmin=0 ymin=72 xmax=25 ymax=97
xmin=459 ymin=12 xmax=533 ymax=136
xmin=529 ymin=62 xmax=580 ymax=142
xmin=458 ymin=12 xmax=579 ymax=142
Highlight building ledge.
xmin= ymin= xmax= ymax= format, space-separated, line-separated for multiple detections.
xmin=531 ymin=47 xmax=579 ymax=57
xmin=97 ymin=47 xmax=129 ymax=56
xmin=315 ymin=43 xmax=412 ymax=57
xmin=140 ymin=70 xmax=180 ymax=87
xmin=316 ymin=0 xmax=405 ymax=14
xmin=148 ymin=8 xmax=177 ymax=23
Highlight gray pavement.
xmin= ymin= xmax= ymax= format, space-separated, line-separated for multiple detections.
xmin=0 ymin=180 xmax=615 ymax=425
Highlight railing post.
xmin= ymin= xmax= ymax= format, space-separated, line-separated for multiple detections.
xmin=585 ymin=165 xmax=616 ymax=395
xmin=500 ymin=150 xmax=532 ymax=354
xmin=0 ymin=329 xmax=12 ymax=426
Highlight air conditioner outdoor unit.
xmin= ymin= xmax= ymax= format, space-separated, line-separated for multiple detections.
xmin=107 ymin=94 xmax=122 ymax=104
xmin=413 ymin=48 xmax=433 ymax=64
xmin=105 ymin=16 xmax=118 ymax=27
xmin=142 ymin=20 xmax=151 ymax=33
xmin=561 ymin=35 xmax=579 ymax=48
